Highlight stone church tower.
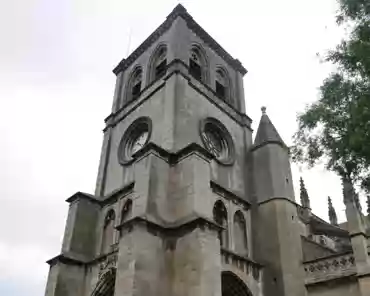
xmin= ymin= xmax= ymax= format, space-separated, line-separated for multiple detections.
xmin=44 ymin=4 xmax=370 ymax=296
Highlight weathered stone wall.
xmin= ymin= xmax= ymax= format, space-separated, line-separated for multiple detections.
xmin=171 ymin=227 xmax=222 ymax=296
xmin=252 ymin=144 xmax=295 ymax=204
xmin=307 ymin=280 xmax=360 ymax=296
xmin=45 ymin=263 xmax=85 ymax=296
xmin=115 ymin=225 xmax=170 ymax=296
xmin=61 ymin=198 xmax=100 ymax=259
xmin=302 ymin=237 xmax=336 ymax=262
xmin=253 ymin=199 xmax=306 ymax=296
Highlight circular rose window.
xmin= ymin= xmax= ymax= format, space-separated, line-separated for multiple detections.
xmin=199 ymin=118 xmax=234 ymax=165
xmin=118 ymin=117 xmax=152 ymax=165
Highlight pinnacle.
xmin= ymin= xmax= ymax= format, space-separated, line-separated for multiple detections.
xmin=300 ymin=177 xmax=311 ymax=208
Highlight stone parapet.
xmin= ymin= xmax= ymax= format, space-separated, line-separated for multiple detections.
xmin=304 ymin=252 xmax=356 ymax=285
xmin=221 ymin=248 xmax=263 ymax=282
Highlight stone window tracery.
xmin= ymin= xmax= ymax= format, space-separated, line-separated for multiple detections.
xmin=126 ymin=67 xmax=142 ymax=102
xmin=149 ymin=45 xmax=167 ymax=83
xmin=213 ymin=200 xmax=229 ymax=248
xmin=189 ymin=46 xmax=207 ymax=82
xmin=121 ymin=199 xmax=132 ymax=224
xmin=215 ymin=68 xmax=230 ymax=102
xmin=233 ymin=211 xmax=248 ymax=256
xmin=101 ymin=209 xmax=116 ymax=254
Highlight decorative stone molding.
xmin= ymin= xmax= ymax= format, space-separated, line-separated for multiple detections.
xmin=303 ymin=252 xmax=356 ymax=285
xmin=91 ymin=267 xmax=116 ymax=296
xmin=116 ymin=214 xmax=223 ymax=238
xmin=221 ymin=248 xmax=263 ymax=281
xmin=98 ymin=252 xmax=118 ymax=278
xmin=129 ymin=141 xmax=215 ymax=166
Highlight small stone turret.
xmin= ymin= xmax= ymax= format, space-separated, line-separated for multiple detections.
xmin=328 ymin=196 xmax=338 ymax=226
xmin=252 ymin=107 xmax=306 ymax=296
xmin=343 ymin=177 xmax=370 ymax=294
xmin=252 ymin=107 xmax=295 ymax=203
xmin=300 ymin=177 xmax=311 ymax=208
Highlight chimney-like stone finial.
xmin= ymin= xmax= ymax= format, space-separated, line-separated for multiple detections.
xmin=342 ymin=176 xmax=355 ymax=204
xmin=342 ymin=177 xmax=362 ymax=212
xmin=261 ymin=106 xmax=267 ymax=114
xmin=328 ymin=196 xmax=338 ymax=225
xmin=300 ymin=177 xmax=311 ymax=208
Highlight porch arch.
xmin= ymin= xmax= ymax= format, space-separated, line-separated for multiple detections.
xmin=222 ymin=271 xmax=253 ymax=296
xmin=91 ymin=268 xmax=116 ymax=296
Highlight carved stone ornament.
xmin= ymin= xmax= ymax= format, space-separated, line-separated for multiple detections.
xmin=92 ymin=267 xmax=116 ymax=296
xmin=98 ymin=253 xmax=118 ymax=278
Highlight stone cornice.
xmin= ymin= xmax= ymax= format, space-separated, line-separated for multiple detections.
xmin=66 ymin=192 xmax=101 ymax=204
xmin=66 ymin=182 xmax=135 ymax=206
xmin=305 ymin=272 xmax=357 ymax=286
xmin=116 ymin=214 xmax=223 ymax=236
xmin=102 ymin=182 xmax=135 ymax=205
xmin=210 ymin=180 xmax=251 ymax=209
xmin=113 ymin=4 xmax=247 ymax=76
xmin=258 ymin=196 xmax=298 ymax=207
xmin=350 ymin=231 xmax=368 ymax=239
xmin=46 ymin=254 xmax=86 ymax=266
xmin=128 ymin=141 xmax=215 ymax=166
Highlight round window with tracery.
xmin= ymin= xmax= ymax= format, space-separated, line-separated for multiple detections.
xmin=199 ymin=118 xmax=235 ymax=165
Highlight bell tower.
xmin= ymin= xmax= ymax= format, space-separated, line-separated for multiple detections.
xmin=44 ymin=5 xmax=264 ymax=296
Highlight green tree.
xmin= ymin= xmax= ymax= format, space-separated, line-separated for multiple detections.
xmin=292 ymin=0 xmax=370 ymax=191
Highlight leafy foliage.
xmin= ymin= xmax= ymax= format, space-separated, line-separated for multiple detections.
xmin=292 ymin=0 xmax=370 ymax=191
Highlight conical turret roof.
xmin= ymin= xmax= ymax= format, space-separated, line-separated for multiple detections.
xmin=253 ymin=107 xmax=286 ymax=149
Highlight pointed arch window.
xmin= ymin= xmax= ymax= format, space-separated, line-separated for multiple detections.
xmin=149 ymin=45 xmax=167 ymax=82
xmin=213 ymin=200 xmax=228 ymax=248
xmin=126 ymin=67 xmax=142 ymax=102
xmin=215 ymin=68 xmax=230 ymax=101
xmin=101 ymin=209 xmax=116 ymax=254
xmin=121 ymin=199 xmax=132 ymax=224
xmin=189 ymin=46 xmax=207 ymax=82
xmin=233 ymin=211 xmax=248 ymax=256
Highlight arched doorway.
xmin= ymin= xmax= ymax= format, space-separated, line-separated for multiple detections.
xmin=222 ymin=271 xmax=253 ymax=296
xmin=91 ymin=268 xmax=116 ymax=296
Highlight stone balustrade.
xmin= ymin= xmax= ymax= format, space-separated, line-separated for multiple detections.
xmin=221 ymin=248 xmax=262 ymax=281
xmin=303 ymin=252 xmax=356 ymax=284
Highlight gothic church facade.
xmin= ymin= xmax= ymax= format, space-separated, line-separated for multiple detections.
xmin=44 ymin=5 xmax=370 ymax=296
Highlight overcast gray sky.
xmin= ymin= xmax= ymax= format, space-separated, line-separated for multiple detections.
xmin=0 ymin=0 xmax=353 ymax=295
